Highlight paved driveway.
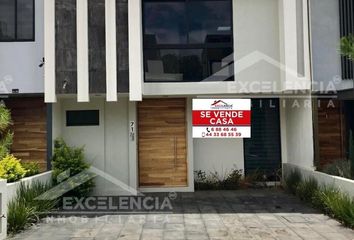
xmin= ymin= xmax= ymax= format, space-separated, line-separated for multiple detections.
xmin=9 ymin=189 xmax=354 ymax=240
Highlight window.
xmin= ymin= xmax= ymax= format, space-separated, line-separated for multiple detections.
xmin=0 ymin=0 xmax=34 ymax=41
xmin=66 ymin=110 xmax=100 ymax=127
xmin=143 ymin=0 xmax=233 ymax=82
xmin=339 ymin=0 xmax=354 ymax=79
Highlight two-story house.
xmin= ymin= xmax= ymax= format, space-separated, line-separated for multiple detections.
xmin=3 ymin=0 xmax=312 ymax=195
xmin=42 ymin=0 xmax=314 ymax=195
xmin=0 ymin=0 xmax=49 ymax=171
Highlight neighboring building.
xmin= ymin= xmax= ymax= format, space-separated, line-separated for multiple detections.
xmin=309 ymin=0 xmax=354 ymax=169
xmin=42 ymin=0 xmax=314 ymax=195
xmin=0 ymin=0 xmax=49 ymax=171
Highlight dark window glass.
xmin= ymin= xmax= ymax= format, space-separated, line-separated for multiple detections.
xmin=188 ymin=1 xmax=232 ymax=44
xmin=66 ymin=110 xmax=100 ymax=127
xmin=144 ymin=48 xmax=233 ymax=82
xmin=339 ymin=0 xmax=354 ymax=79
xmin=143 ymin=0 xmax=233 ymax=82
xmin=17 ymin=0 xmax=34 ymax=40
xmin=0 ymin=0 xmax=34 ymax=41
xmin=144 ymin=1 xmax=187 ymax=45
xmin=0 ymin=0 xmax=15 ymax=40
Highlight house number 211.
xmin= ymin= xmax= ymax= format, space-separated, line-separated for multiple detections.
xmin=130 ymin=121 xmax=135 ymax=141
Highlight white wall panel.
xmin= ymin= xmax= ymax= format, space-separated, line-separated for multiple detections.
xmin=77 ymin=0 xmax=89 ymax=102
xmin=128 ymin=0 xmax=143 ymax=101
xmin=105 ymin=0 xmax=118 ymax=102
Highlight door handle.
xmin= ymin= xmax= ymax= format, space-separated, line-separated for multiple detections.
xmin=174 ymin=137 xmax=177 ymax=169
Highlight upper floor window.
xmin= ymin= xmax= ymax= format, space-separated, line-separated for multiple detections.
xmin=143 ymin=0 xmax=234 ymax=82
xmin=339 ymin=0 xmax=354 ymax=80
xmin=0 ymin=0 xmax=34 ymax=41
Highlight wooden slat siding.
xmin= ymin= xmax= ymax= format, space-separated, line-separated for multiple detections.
xmin=5 ymin=98 xmax=47 ymax=171
xmin=317 ymin=99 xmax=346 ymax=168
xmin=138 ymin=98 xmax=187 ymax=187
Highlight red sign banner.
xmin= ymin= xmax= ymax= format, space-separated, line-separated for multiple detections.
xmin=192 ymin=110 xmax=251 ymax=126
xmin=192 ymin=99 xmax=251 ymax=138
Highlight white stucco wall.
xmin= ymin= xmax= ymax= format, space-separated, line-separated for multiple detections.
xmin=6 ymin=171 xmax=52 ymax=204
xmin=284 ymin=163 xmax=354 ymax=198
xmin=53 ymin=97 xmax=133 ymax=195
xmin=0 ymin=0 xmax=44 ymax=94
xmin=234 ymin=0 xmax=281 ymax=92
xmin=60 ymin=98 xmax=106 ymax=195
xmin=103 ymin=99 xmax=130 ymax=195
xmin=280 ymin=98 xmax=314 ymax=169
xmin=193 ymin=139 xmax=244 ymax=176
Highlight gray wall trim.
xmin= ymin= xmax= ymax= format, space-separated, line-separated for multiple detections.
xmin=46 ymin=103 xmax=53 ymax=170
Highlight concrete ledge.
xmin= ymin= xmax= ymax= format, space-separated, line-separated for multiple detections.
xmin=283 ymin=163 xmax=354 ymax=198
xmin=0 ymin=179 xmax=6 ymax=239
xmin=6 ymin=171 xmax=52 ymax=204
xmin=0 ymin=172 xmax=52 ymax=239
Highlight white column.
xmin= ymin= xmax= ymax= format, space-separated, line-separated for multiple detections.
xmin=105 ymin=0 xmax=118 ymax=102
xmin=302 ymin=0 xmax=311 ymax=82
xmin=44 ymin=0 xmax=56 ymax=103
xmin=128 ymin=0 xmax=143 ymax=101
xmin=128 ymin=101 xmax=138 ymax=193
xmin=280 ymin=0 xmax=298 ymax=89
xmin=77 ymin=0 xmax=90 ymax=102
xmin=0 ymin=179 xmax=7 ymax=239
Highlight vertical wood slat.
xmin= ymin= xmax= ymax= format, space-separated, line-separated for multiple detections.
xmin=317 ymin=99 xmax=346 ymax=168
xmin=5 ymin=98 xmax=48 ymax=172
xmin=105 ymin=0 xmax=118 ymax=101
xmin=77 ymin=0 xmax=90 ymax=102
xmin=138 ymin=99 xmax=188 ymax=187
xmin=44 ymin=0 xmax=56 ymax=103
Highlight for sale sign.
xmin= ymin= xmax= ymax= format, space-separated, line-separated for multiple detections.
xmin=192 ymin=99 xmax=251 ymax=138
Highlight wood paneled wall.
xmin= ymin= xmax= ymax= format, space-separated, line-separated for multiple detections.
xmin=316 ymin=99 xmax=346 ymax=168
xmin=5 ymin=97 xmax=47 ymax=171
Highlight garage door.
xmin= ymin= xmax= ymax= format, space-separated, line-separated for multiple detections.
xmin=138 ymin=98 xmax=188 ymax=187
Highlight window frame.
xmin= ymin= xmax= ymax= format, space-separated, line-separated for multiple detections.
xmin=142 ymin=0 xmax=234 ymax=83
xmin=141 ymin=0 xmax=235 ymax=84
xmin=143 ymin=0 xmax=234 ymax=49
xmin=66 ymin=110 xmax=100 ymax=127
xmin=0 ymin=0 xmax=35 ymax=42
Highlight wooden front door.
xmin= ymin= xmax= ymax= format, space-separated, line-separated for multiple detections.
xmin=138 ymin=98 xmax=188 ymax=187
